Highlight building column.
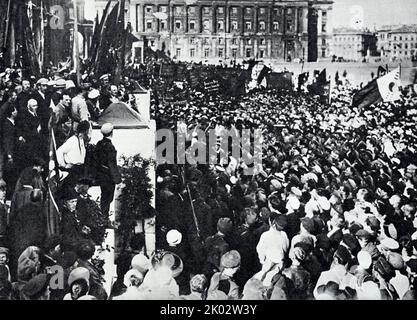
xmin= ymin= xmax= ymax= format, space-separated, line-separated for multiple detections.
xmin=170 ymin=5 xmax=175 ymax=32
xmin=185 ymin=6 xmax=189 ymax=33
xmin=254 ymin=6 xmax=258 ymax=33
xmin=302 ymin=7 xmax=308 ymax=34
xmin=254 ymin=38 xmax=258 ymax=58
xmin=226 ymin=5 xmax=230 ymax=33
xmin=295 ymin=7 xmax=299 ymax=34
xmin=198 ymin=5 xmax=203 ymax=33
xmin=212 ymin=5 xmax=217 ymax=34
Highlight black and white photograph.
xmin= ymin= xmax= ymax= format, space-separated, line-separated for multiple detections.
xmin=0 ymin=0 xmax=417 ymax=305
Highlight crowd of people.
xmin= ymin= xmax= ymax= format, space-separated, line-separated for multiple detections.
xmin=152 ymin=74 xmax=417 ymax=300
xmin=1 ymin=59 xmax=417 ymax=300
xmin=0 ymin=66 xmax=131 ymax=300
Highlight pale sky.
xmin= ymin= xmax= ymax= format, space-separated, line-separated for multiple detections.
xmin=332 ymin=0 xmax=417 ymax=29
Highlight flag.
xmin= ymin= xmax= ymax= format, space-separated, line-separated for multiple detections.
xmin=317 ymin=68 xmax=327 ymax=84
xmin=257 ymin=65 xmax=271 ymax=85
xmin=298 ymin=72 xmax=309 ymax=91
xmin=46 ymin=128 xmax=61 ymax=237
xmin=352 ymin=67 xmax=401 ymax=108
xmin=376 ymin=67 xmax=401 ymax=102
xmin=377 ymin=66 xmax=387 ymax=78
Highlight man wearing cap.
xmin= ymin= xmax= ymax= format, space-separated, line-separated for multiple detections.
xmin=94 ymin=123 xmax=121 ymax=222
xmin=16 ymin=79 xmax=32 ymax=112
xmin=86 ymin=89 xmax=101 ymax=121
xmin=207 ymin=250 xmax=241 ymax=300
xmin=203 ymin=217 xmax=232 ymax=276
xmin=32 ymin=78 xmax=51 ymax=136
xmin=70 ymin=87 xmax=90 ymax=132
xmin=48 ymin=93 xmax=72 ymax=148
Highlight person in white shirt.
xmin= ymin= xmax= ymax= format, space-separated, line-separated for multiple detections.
xmin=56 ymin=120 xmax=91 ymax=194
xmin=256 ymin=212 xmax=289 ymax=273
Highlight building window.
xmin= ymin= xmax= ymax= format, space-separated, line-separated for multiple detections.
xmin=259 ymin=21 xmax=266 ymax=31
xmin=246 ymin=38 xmax=252 ymax=45
xmin=204 ymin=7 xmax=210 ymax=14
xmin=146 ymin=20 xmax=152 ymax=30
xmin=394 ymin=36 xmax=397 ymax=41
xmin=405 ymin=43 xmax=408 ymax=49
xmin=190 ymin=37 xmax=196 ymax=45
xmin=175 ymin=20 xmax=182 ymax=30
xmin=400 ymin=36 xmax=402 ymax=41
xmin=232 ymin=21 xmax=238 ymax=31
xmin=160 ymin=6 xmax=167 ymax=13
xmin=217 ymin=21 xmax=224 ymax=31
xmin=232 ymin=48 xmax=237 ymax=58
xmin=189 ymin=21 xmax=195 ymax=30
xmin=287 ymin=8 xmax=292 ymax=14
xmin=232 ymin=38 xmax=238 ymax=45
xmin=150 ymin=40 xmax=155 ymax=47
xmin=260 ymin=8 xmax=266 ymax=15
xmin=322 ymin=39 xmax=326 ymax=46
xmin=218 ymin=38 xmax=224 ymax=45
xmin=322 ymin=49 xmax=326 ymax=58
xmin=218 ymin=7 xmax=224 ymax=14
xmin=160 ymin=21 xmax=166 ymax=30
xmin=245 ymin=21 xmax=252 ymax=31
xmin=218 ymin=48 xmax=224 ymax=58
xmin=405 ymin=51 xmax=408 ymax=55
xmin=322 ymin=11 xmax=327 ymax=18
xmin=175 ymin=7 xmax=183 ymax=14
xmin=204 ymin=48 xmax=210 ymax=57
xmin=203 ymin=38 xmax=210 ymax=45
xmin=146 ymin=6 xmax=152 ymax=13
xmin=273 ymin=8 xmax=279 ymax=16
xmin=246 ymin=48 xmax=252 ymax=58
xmin=287 ymin=20 xmax=293 ymax=32
xmin=322 ymin=23 xmax=326 ymax=33
xmin=176 ymin=48 xmax=181 ymax=57
xmin=259 ymin=49 xmax=265 ymax=58
xmin=190 ymin=49 xmax=195 ymax=57
xmin=189 ymin=7 xmax=195 ymax=14
xmin=260 ymin=38 xmax=266 ymax=45
xmin=232 ymin=7 xmax=238 ymax=15
xmin=245 ymin=8 xmax=252 ymax=15
xmin=273 ymin=22 xmax=279 ymax=31
xmin=203 ymin=20 xmax=210 ymax=30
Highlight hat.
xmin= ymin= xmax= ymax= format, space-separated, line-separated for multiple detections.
xmin=301 ymin=217 xmax=316 ymax=234
xmin=356 ymin=229 xmax=372 ymax=240
xmin=77 ymin=295 xmax=97 ymax=300
xmin=292 ymin=247 xmax=307 ymax=262
xmin=387 ymin=252 xmax=405 ymax=270
xmin=270 ymin=179 xmax=282 ymax=190
xmin=0 ymin=247 xmax=9 ymax=255
xmin=68 ymin=267 xmax=90 ymax=286
xmin=123 ymin=269 xmax=143 ymax=287
xmin=88 ymin=89 xmax=100 ymax=99
xmin=55 ymin=79 xmax=66 ymax=88
xmin=65 ymin=80 xmax=76 ymax=90
xmin=317 ymin=196 xmax=331 ymax=211
xmin=21 ymin=274 xmax=49 ymax=299
xmin=220 ymin=250 xmax=241 ymax=269
xmin=290 ymin=186 xmax=302 ymax=197
xmin=374 ymin=256 xmax=394 ymax=279
xmin=101 ymin=123 xmax=114 ymax=136
xmin=131 ymin=253 xmax=150 ymax=275
xmin=99 ymin=74 xmax=109 ymax=81
xmin=331 ymin=166 xmax=340 ymax=176
xmin=166 ymin=229 xmax=182 ymax=246
xmin=76 ymin=177 xmax=93 ymax=186
xmin=334 ymin=246 xmax=351 ymax=265
xmin=60 ymin=187 xmax=78 ymax=201
xmin=190 ymin=274 xmax=208 ymax=293
xmin=380 ymin=237 xmax=399 ymax=251
xmin=274 ymin=173 xmax=285 ymax=183
xmin=217 ymin=217 xmax=233 ymax=235
xmin=36 ymin=78 xmax=49 ymax=85
xmin=272 ymin=214 xmax=287 ymax=231
xmin=357 ymin=250 xmax=372 ymax=269
xmin=152 ymin=251 xmax=183 ymax=278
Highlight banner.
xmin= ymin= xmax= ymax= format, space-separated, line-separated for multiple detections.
xmin=160 ymin=64 xmax=177 ymax=78
xmin=204 ymin=79 xmax=220 ymax=93
xmin=266 ymin=72 xmax=293 ymax=90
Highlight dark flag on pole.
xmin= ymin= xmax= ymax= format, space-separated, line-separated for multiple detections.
xmin=46 ymin=128 xmax=61 ymax=237
xmin=257 ymin=65 xmax=272 ymax=85
xmin=377 ymin=66 xmax=387 ymax=78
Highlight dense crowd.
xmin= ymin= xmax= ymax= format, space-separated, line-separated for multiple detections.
xmin=1 ymin=61 xmax=417 ymax=300
xmin=152 ymin=76 xmax=417 ymax=300
xmin=0 ymin=66 xmax=131 ymax=300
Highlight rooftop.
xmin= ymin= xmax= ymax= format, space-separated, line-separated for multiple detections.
xmin=333 ymin=27 xmax=375 ymax=35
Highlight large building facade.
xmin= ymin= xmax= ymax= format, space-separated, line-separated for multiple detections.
xmin=94 ymin=0 xmax=333 ymax=63
xmin=331 ymin=28 xmax=377 ymax=62
xmin=377 ymin=25 xmax=417 ymax=61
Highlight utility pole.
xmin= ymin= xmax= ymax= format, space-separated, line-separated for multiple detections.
xmin=73 ymin=0 xmax=81 ymax=86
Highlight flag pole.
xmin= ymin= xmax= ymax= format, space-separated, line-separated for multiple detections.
xmin=3 ymin=0 xmax=12 ymax=50
xmin=73 ymin=0 xmax=81 ymax=86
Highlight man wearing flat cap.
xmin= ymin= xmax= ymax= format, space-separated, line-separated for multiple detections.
xmin=32 ymin=78 xmax=51 ymax=136
xmin=94 ymin=123 xmax=121 ymax=224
